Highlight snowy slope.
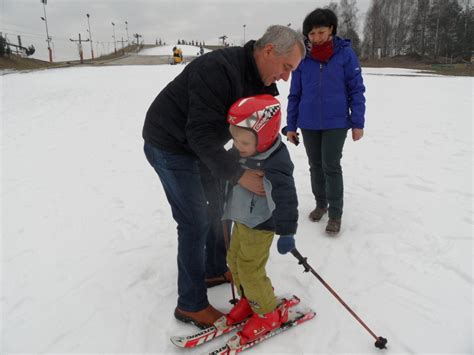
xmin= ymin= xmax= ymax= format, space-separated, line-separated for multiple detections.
xmin=2 ymin=65 xmax=473 ymax=354
xmin=140 ymin=44 xmax=212 ymax=56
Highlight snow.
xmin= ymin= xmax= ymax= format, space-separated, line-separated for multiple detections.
xmin=140 ymin=44 xmax=212 ymax=57
xmin=2 ymin=64 xmax=473 ymax=354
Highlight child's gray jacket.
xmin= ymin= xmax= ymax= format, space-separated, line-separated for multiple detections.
xmin=222 ymin=136 xmax=298 ymax=236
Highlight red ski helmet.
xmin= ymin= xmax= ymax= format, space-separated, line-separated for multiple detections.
xmin=227 ymin=94 xmax=281 ymax=153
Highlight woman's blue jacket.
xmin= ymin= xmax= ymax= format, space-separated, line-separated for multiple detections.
xmin=287 ymin=36 xmax=366 ymax=131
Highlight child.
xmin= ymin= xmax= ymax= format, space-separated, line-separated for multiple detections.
xmin=217 ymin=94 xmax=298 ymax=346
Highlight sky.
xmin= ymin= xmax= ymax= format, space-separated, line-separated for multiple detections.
xmin=1 ymin=0 xmax=371 ymax=61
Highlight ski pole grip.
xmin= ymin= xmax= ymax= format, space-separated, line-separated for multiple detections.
xmin=291 ymin=248 xmax=304 ymax=261
xmin=291 ymin=249 xmax=311 ymax=273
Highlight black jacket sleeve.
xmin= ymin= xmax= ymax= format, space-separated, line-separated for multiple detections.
xmin=186 ymin=58 xmax=244 ymax=183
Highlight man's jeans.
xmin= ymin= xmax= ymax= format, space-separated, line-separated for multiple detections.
xmin=301 ymin=128 xmax=348 ymax=220
xmin=144 ymin=142 xmax=228 ymax=311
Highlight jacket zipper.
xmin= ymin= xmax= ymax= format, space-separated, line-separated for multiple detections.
xmin=250 ymin=195 xmax=256 ymax=213
xmin=319 ymin=62 xmax=323 ymax=130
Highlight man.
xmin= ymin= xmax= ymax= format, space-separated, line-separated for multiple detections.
xmin=143 ymin=25 xmax=305 ymax=328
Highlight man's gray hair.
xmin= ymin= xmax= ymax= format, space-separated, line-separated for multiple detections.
xmin=255 ymin=25 xmax=306 ymax=58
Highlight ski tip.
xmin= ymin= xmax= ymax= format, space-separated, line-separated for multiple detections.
xmin=208 ymin=345 xmax=230 ymax=355
xmin=170 ymin=336 xmax=186 ymax=348
xmin=300 ymin=309 xmax=316 ymax=319
xmin=308 ymin=310 xmax=317 ymax=319
xmin=287 ymin=309 xmax=316 ymax=323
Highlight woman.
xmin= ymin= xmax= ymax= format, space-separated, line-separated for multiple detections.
xmin=286 ymin=8 xmax=366 ymax=235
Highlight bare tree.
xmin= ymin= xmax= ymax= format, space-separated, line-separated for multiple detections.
xmin=408 ymin=0 xmax=431 ymax=55
xmin=459 ymin=0 xmax=473 ymax=58
xmin=393 ymin=0 xmax=416 ymax=55
xmin=426 ymin=0 xmax=464 ymax=58
xmin=0 ymin=33 xmax=7 ymax=57
xmin=359 ymin=0 xmax=471 ymax=60
xmin=362 ymin=0 xmax=384 ymax=58
xmin=338 ymin=0 xmax=362 ymax=54
xmin=327 ymin=1 xmax=339 ymax=15
xmin=339 ymin=0 xmax=358 ymax=36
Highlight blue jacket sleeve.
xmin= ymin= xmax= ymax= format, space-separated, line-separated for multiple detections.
xmin=344 ymin=48 xmax=366 ymax=129
xmin=286 ymin=65 xmax=302 ymax=132
xmin=264 ymin=144 xmax=298 ymax=235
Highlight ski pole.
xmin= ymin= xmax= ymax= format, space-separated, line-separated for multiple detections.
xmin=222 ymin=220 xmax=238 ymax=305
xmin=214 ymin=177 xmax=238 ymax=305
xmin=291 ymin=248 xmax=388 ymax=349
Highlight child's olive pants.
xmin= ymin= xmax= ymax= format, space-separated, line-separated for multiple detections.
xmin=226 ymin=222 xmax=277 ymax=315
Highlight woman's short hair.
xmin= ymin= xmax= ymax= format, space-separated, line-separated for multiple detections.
xmin=303 ymin=8 xmax=338 ymax=37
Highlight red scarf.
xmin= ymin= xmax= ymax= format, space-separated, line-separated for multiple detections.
xmin=310 ymin=40 xmax=334 ymax=63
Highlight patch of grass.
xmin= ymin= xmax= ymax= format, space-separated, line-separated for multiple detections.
xmin=0 ymin=55 xmax=55 ymax=70
xmin=361 ymin=58 xmax=473 ymax=77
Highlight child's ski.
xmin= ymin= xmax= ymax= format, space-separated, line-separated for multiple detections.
xmin=170 ymin=295 xmax=301 ymax=348
xmin=170 ymin=320 xmax=245 ymax=348
xmin=207 ymin=309 xmax=316 ymax=355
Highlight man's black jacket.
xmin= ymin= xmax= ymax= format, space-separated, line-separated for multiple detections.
xmin=142 ymin=41 xmax=278 ymax=183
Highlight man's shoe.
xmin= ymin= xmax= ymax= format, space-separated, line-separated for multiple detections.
xmin=309 ymin=207 xmax=327 ymax=222
xmin=174 ymin=304 xmax=224 ymax=329
xmin=205 ymin=270 xmax=233 ymax=288
xmin=325 ymin=218 xmax=341 ymax=235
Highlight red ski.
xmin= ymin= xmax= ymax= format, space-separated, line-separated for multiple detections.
xmin=170 ymin=295 xmax=301 ymax=348
xmin=208 ymin=309 xmax=316 ymax=355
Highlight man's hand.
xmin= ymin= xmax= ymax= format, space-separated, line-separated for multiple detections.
xmin=352 ymin=128 xmax=364 ymax=141
xmin=286 ymin=131 xmax=300 ymax=146
xmin=238 ymin=169 xmax=265 ymax=196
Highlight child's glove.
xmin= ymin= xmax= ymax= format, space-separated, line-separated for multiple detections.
xmin=277 ymin=235 xmax=295 ymax=255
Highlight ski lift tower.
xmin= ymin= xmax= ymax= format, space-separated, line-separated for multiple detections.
xmin=219 ymin=35 xmax=227 ymax=47
xmin=40 ymin=0 xmax=53 ymax=62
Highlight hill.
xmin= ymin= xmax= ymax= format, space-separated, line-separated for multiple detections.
xmin=1 ymin=50 xmax=472 ymax=77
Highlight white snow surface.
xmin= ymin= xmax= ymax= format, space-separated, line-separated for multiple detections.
xmin=2 ymin=65 xmax=473 ymax=354
xmin=140 ymin=44 xmax=212 ymax=57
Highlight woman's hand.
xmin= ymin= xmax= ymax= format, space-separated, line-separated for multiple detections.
xmin=286 ymin=131 xmax=300 ymax=146
xmin=352 ymin=128 xmax=364 ymax=141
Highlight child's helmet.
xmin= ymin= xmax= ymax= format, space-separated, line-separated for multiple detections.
xmin=227 ymin=94 xmax=281 ymax=153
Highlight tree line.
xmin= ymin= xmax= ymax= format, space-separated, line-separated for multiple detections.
xmin=177 ymin=39 xmax=206 ymax=47
xmin=326 ymin=0 xmax=472 ymax=61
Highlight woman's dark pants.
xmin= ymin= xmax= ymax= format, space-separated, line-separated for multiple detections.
xmin=301 ymin=128 xmax=348 ymax=220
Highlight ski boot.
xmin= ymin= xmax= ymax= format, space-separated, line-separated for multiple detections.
xmin=228 ymin=299 xmax=291 ymax=348
xmin=214 ymin=297 xmax=253 ymax=330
